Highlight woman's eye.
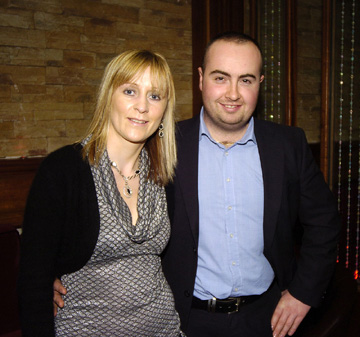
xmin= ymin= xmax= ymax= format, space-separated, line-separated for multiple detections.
xmin=150 ymin=94 xmax=161 ymax=100
xmin=124 ymin=89 xmax=135 ymax=95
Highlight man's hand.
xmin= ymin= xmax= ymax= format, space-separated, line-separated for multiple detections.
xmin=271 ymin=290 xmax=310 ymax=337
xmin=53 ymin=278 xmax=67 ymax=317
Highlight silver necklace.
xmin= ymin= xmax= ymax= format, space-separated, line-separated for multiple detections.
xmin=110 ymin=161 xmax=141 ymax=198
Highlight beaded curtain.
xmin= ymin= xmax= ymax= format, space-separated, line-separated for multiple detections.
xmin=333 ymin=0 xmax=359 ymax=281
xmin=257 ymin=0 xmax=359 ymax=280
xmin=257 ymin=0 xmax=285 ymax=124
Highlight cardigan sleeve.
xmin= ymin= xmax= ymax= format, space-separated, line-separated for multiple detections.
xmin=18 ymin=144 xmax=99 ymax=336
xmin=18 ymin=153 xmax=69 ymax=337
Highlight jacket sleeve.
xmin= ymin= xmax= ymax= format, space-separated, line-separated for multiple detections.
xmin=17 ymin=156 xmax=66 ymax=337
xmin=287 ymin=129 xmax=341 ymax=307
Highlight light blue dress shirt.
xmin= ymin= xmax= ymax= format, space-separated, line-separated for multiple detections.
xmin=194 ymin=109 xmax=275 ymax=300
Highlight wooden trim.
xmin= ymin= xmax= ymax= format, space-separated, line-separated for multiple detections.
xmin=249 ymin=0 xmax=257 ymax=39
xmin=205 ymin=0 xmax=210 ymax=42
xmin=191 ymin=0 xmax=208 ymax=116
xmin=320 ymin=0 xmax=332 ymax=182
xmin=0 ymin=157 xmax=43 ymax=228
xmin=285 ymin=0 xmax=297 ymax=126
xmin=191 ymin=0 xmax=247 ymax=117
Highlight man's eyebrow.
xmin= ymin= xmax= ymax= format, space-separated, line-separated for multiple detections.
xmin=209 ymin=70 xmax=257 ymax=80
xmin=209 ymin=69 xmax=231 ymax=77
xmin=239 ymin=73 xmax=257 ymax=80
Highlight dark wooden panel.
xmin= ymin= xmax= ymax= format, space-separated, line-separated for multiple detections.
xmin=191 ymin=0 xmax=248 ymax=116
xmin=208 ymin=0 xmax=245 ymax=38
xmin=320 ymin=0 xmax=332 ymax=182
xmin=191 ymin=0 xmax=209 ymax=117
xmin=285 ymin=0 xmax=297 ymax=126
xmin=0 ymin=157 xmax=43 ymax=228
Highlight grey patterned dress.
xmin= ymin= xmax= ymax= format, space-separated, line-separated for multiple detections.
xmin=55 ymin=148 xmax=182 ymax=336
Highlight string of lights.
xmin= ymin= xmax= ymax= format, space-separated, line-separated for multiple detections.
xmin=337 ymin=0 xmax=358 ymax=279
xmin=261 ymin=0 xmax=283 ymax=123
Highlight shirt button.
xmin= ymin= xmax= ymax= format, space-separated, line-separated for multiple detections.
xmin=230 ymin=233 xmax=234 ymax=238
xmin=228 ymin=206 xmax=232 ymax=210
xmin=225 ymin=152 xmax=229 ymax=156
xmin=226 ymin=178 xmax=230 ymax=182
xmin=232 ymin=261 xmax=236 ymax=266
xmin=235 ymin=288 xmax=238 ymax=292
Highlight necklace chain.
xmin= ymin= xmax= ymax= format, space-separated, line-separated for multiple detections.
xmin=110 ymin=160 xmax=141 ymax=198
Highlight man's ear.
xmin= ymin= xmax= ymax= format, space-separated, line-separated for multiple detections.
xmin=198 ymin=67 xmax=203 ymax=91
xmin=260 ymin=75 xmax=265 ymax=83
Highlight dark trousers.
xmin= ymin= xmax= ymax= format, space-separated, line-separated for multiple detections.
xmin=185 ymin=283 xmax=281 ymax=337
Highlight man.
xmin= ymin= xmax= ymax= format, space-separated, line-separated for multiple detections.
xmin=54 ymin=32 xmax=340 ymax=336
xmin=161 ymin=32 xmax=340 ymax=337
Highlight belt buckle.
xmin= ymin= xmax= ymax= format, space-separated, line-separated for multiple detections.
xmin=207 ymin=297 xmax=217 ymax=313
xmin=228 ymin=297 xmax=241 ymax=314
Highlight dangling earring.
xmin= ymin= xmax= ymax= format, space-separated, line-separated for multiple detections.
xmin=158 ymin=122 xmax=164 ymax=138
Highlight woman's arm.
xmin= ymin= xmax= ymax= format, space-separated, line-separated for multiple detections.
xmin=18 ymin=156 xmax=65 ymax=337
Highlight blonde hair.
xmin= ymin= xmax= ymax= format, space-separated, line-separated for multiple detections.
xmin=82 ymin=50 xmax=177 ymax=185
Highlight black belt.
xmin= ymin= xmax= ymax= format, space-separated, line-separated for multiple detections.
xmin=192 ymin=294 xmax=261 ymax=314
xmin=192 ymin=282 xmax=276 ymax=314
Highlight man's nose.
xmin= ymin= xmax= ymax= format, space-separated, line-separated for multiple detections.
xmin=225 ymin=82 xmax=241 ymax=101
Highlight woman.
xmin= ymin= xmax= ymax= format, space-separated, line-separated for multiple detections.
xmin=18 ymin=50 xmax=183 ymax=336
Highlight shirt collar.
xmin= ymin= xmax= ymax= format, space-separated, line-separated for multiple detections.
xmin=199 ymin=107 xmax=257 ymax=147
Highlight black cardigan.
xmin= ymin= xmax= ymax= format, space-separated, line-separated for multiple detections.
xmin=18 ymin=144 xmax=100 ymax=337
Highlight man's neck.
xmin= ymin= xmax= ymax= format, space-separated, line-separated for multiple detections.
xmin=206 ymin=122 xmax=250 ymax=146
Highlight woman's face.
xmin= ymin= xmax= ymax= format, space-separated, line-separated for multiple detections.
xmin=108 ymin=66 xmax=167 ymax=147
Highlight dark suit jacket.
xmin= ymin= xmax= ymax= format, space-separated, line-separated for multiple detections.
xmin=162 ymin=114 xmax=340 ymax=330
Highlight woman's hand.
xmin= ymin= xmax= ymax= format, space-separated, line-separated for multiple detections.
xmin=53 ymin=278 xmax=67 ymax=316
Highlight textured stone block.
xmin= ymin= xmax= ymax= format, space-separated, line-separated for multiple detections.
xmin=0 ymin=27 xmax=46 ymax=48
xmin=0 ymin=138 xmax=47 ymax=158
xmin=175 ymin=89 xmax=192 ymax=105
xmin=46 ymin=67 xmax=84 ymax=85
xmin=0 ymin=0 xmax=192 ymax=157
xmin=33 ymin=102 xmax=83 ymax=121
xmin=61 ymin=0 xmax=139 ymax=23
xmin=145 ymin=1 xmax=191 ymax=15
xmin=14 ymin=120 xmax=66 ymax=138
xmin=0 ymin=84 xmax=11 ymax=98
xmin=66 ymin=119 xmax=91 ymax=137
xmin=63 ymin=50 xmax=96 ymax=69
xmin=0 ymin=120 xmax=14 ymax=138
xmin=0 ymin=10 xmax=33 ymax=29
xmin=9 ymin=47 xmax=46 ymax=66
xmin=48 ymin=136 xmax=78 ymax=153
xmin=175 ymin=104 xmax=192 ymax=121
xmin=46 ymin=31 xmax=81 ymax=50
xmin=0 ymin=103 xmax=32 ymax=122
xmin=34 ymin=11 xmax=84 ymax=31
xmin=64 ymin=85 xmax=96 ymax=103
xmin=0 ymin=65 xmax=45 ymax=85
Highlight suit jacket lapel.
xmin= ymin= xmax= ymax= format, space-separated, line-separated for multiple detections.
xmin=176 ymin=115 xmax=201 ymax=243
xmin=254 ymin=119 xmax=284 ymax=254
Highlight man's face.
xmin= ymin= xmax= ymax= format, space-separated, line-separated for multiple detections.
xmin=199 ymin=40 xmax=264 ymax=138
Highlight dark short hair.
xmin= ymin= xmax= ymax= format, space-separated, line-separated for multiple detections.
xmin=202 ymin=31 xmax=264 ymax=74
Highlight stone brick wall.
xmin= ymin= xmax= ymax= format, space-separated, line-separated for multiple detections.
xmin=0 ymin=0 xmax=192 ymax=158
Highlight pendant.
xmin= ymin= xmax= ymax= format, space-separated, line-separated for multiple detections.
xmin=123 ymin=185 xmax=132 ymax=198
xmin=110 ymin=159 xmax=139 ymax=199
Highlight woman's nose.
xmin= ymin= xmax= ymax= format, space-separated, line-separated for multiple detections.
xmin=133 ymin=95 xmax=149 ymax=113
